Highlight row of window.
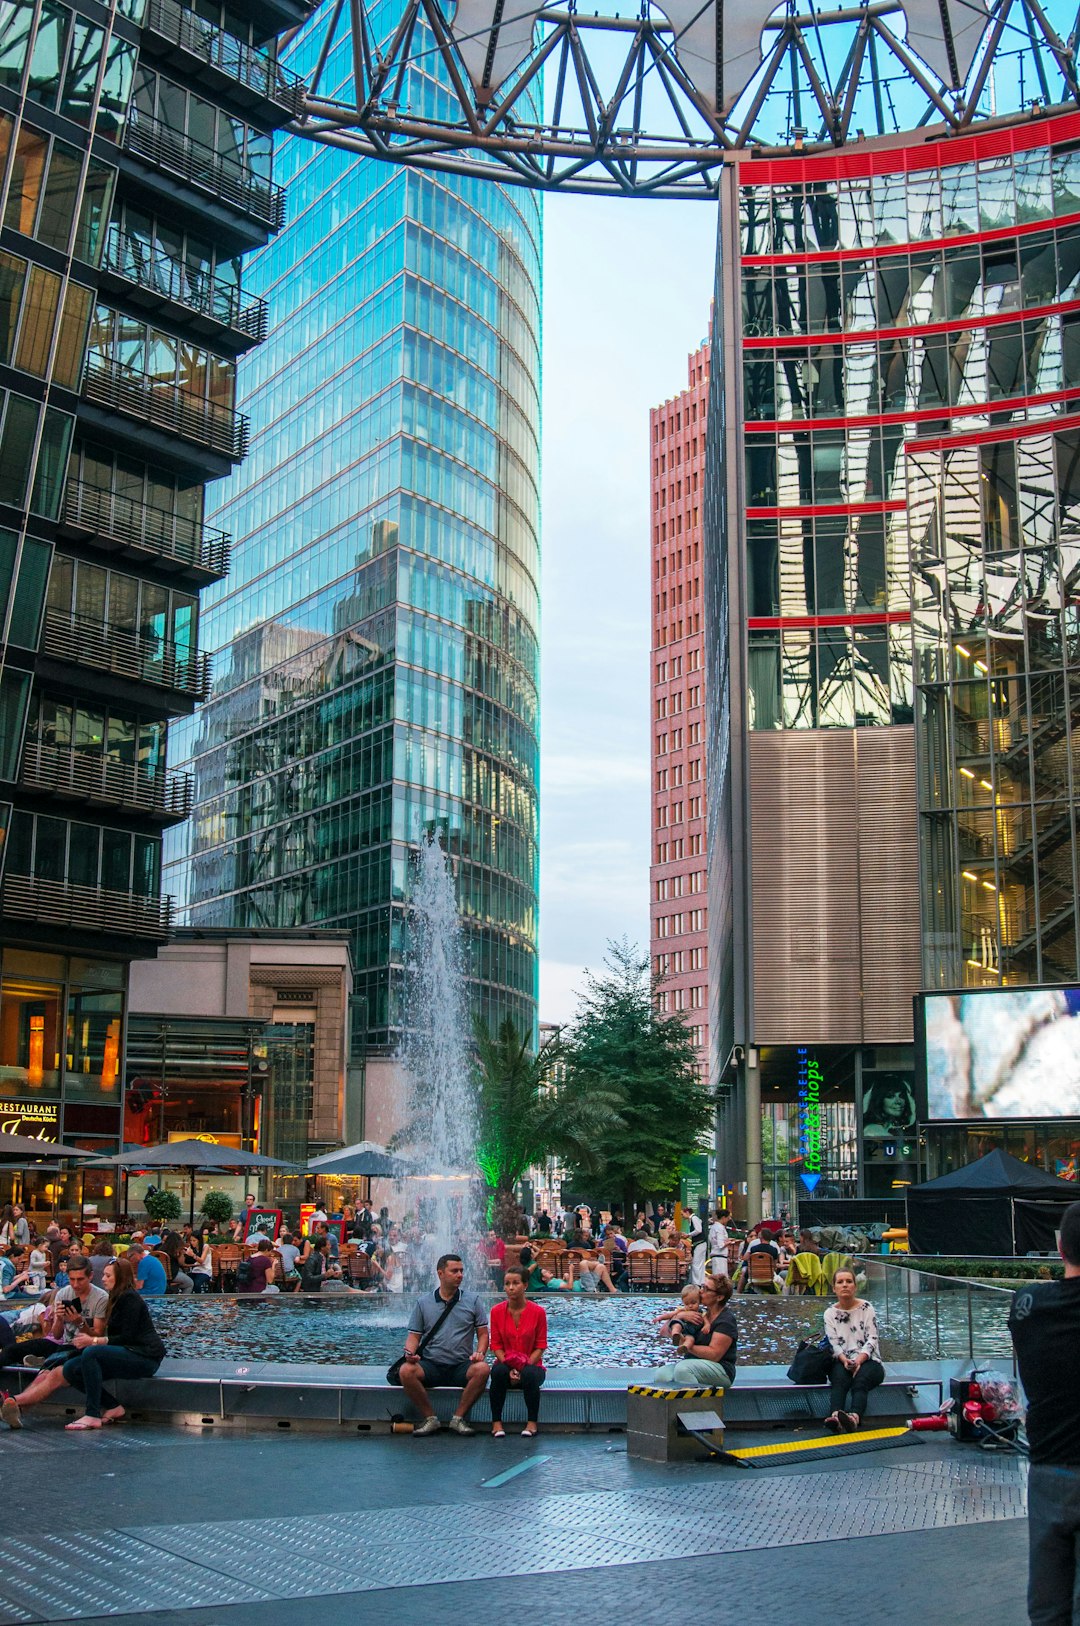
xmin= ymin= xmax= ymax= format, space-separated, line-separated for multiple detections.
xmin=742 ymin=229 xmax=1080 ymax=338
xmin=0 ymin=388 xmax=72 ymax=519
xmin=654 ymin=833 xmax=704 ymax=861
xmin=27 ymin=695 xmax=167 ymax=778
xmin=654 ymin=870 xmax=705 ymax=899
xmin=748 ymin=626 xmax=914 ymax=731
xmin=655 ymin=947 xmax=706 ymax=974
xmin=70 ymin=441 xmax=205 ymax=533
xmin=745 ymin=424 xmax=909 ymax=509
xmin=654 ymin=909 xmax=706 ymax=937
xmin=739 ymin=148 xmax=1080 ymax=257
xmin=107 ymin=204 xmax=245 ymax=323
xmin=743 ymin=312 xmax=1079 ymax=422
xmin=908 ymin=428 xmax=1080 ymax=563
xmin=0 ymin=250 xmax=91 ymax=390
xmin=655 ymin=796 xmax=704 ymax=826
xmin=0 ymin=114 xmax=112 ymax=264
xmin=0 ymin=0 xmax=135 ymax=137
xmin=132 ymin=65 xmax=271 ymax=183
xmin=6 ymin=810 xmax=161 ymax=896
xmin=46 ymin=555 xmax=198 ymax=655
xmin=88 ymin=306 xmax=234 ymax=409
xmin=746 ymin=512 xmax=905 ymax=620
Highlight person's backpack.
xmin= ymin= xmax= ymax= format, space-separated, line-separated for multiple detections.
xmin=236 ymin=1258 xmax=252 ymax=1288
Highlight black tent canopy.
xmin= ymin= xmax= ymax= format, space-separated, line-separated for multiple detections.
xmin=906 ymin=1149 xmax=1080 ymax=1256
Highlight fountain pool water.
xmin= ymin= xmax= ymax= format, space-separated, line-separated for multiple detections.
xmin=146 ymin=1288 xmax=1006 ymax=1369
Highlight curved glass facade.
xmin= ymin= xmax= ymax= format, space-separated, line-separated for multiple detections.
xmin=164 ymin=7 xmax=542 ymax=1050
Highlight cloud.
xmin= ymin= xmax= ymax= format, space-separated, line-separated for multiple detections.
xmin=539 ymin=960 xmax=585 ymax=1027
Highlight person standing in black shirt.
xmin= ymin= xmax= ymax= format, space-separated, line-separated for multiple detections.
xmin=1009 ymin=1199 xmax=1080 ymax=1625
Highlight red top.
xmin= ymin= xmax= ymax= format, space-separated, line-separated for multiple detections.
xmin=485 ymin=1238 xmax=506 ymax=1264
xmin=490 ymin=1299 xmax=548 ymax=1365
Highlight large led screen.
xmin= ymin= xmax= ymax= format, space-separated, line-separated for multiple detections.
xmin=919 ymin=987 xmax=1080 ymax=1121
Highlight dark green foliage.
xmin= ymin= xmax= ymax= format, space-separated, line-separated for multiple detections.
xmin=199 ymin=1189 xmax=234 ymax=1226
xmin=144 ymin=1188 xmax=183 ymax=1223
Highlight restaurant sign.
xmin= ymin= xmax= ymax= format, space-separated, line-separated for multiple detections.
xmin=0 ymin=1100 xmax=59 ymax=1141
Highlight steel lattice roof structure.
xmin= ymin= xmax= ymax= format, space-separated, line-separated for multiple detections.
xmin=289 ymin=0 xmax=1080 ymax=195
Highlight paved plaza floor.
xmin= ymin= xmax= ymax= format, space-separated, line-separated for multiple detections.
xmin=2 ymin=1419 xmax=1030 ymax=1625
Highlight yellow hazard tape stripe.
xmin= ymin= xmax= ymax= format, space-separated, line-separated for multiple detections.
xmin=627 ymin=1386 xmax=727 ymax=1399
xmin=727 ymin=1426 xmax=910 ymax=1459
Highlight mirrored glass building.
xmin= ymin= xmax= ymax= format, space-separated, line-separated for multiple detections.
xmin=164 ymin=8 xmax=542 ymax=1063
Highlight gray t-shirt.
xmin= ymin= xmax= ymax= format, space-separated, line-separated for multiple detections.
xmin=55 ymin=1282 xmax=108 ymax=1343
xmin=407 ymin=1289 xmax=487 ymax=1366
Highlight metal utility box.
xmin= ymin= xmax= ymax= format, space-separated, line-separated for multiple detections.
xmin=626 ymin=1385 xmax=726 ymax=1462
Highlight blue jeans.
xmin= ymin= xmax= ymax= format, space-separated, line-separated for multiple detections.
xmin=61 ymin=1347 xmax=160 ymax=1418
xmin=1028 ymin=1464 xmax=1080 ymax=1625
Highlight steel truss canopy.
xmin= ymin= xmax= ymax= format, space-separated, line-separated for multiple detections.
xmin=291 ymin=0 xmax=1080 ymax=196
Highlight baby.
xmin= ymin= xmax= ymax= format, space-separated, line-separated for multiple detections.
xmin=657 ymin=1284 xmax=703 ymax=1343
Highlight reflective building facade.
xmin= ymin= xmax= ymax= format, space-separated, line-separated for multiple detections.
xmin=0 ymin=0 xmax=300 ymax=1222
xmin=708 ymin=110 xmax=1080 ymax=1211
xmin=165 ymin=9 xmax=542 ymax=1057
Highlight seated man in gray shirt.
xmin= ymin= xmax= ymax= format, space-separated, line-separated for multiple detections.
xmin=393 ymin=1252 xmax=489 ymax=1435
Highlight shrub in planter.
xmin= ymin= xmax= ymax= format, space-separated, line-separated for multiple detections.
xmin=144 ymin=1188 xmax=183 ymax=1225
xmin=200 ymin=1190 xmax=234 ymax=1228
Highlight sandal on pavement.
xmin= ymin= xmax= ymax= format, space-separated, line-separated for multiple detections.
xmin=102 ymin=1407 xmax=126 ymax=1424
xmin=491 ymin=1426 xmax=506 ymax=1438
xmin=522 ymin=1426 xmax=538 ymax=1437
xmin=1 ymin=1395 xmax=21 ymax=1430
xmin=65 ymin=1416 xmax=103 ymax=1431
xmin=845 ymin=1413 xmax=861 ymax=1431
xmin=824 ymin=1412 xmax=842 ymax=1433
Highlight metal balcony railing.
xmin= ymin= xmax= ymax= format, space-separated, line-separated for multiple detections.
xmin=82 ymin=355 xmax=248 ymax=463
xmin=143 ymin=0 xmax=305 ymax=115
xmin=121 ymin=108 xmax=286 ymax=234
xmin=62 ymin=479 xmax=231 ymax=578
xmin=19 ymin=742 xmax=194 ymax=820
xmin=1 ymin=873 xmax=174 ymax=942
xmin=101 ymin=229 xmax=267 ymax=343
xmin=41 ymin=608 xmax=212 ymax=701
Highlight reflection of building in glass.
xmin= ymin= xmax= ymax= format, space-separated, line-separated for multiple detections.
xmin=0 ymin=0 xmax=302 ymax=1228
xmin=650 ymin=341 xmax=710 ymax=1082
xmin=708 ymin=112 xmax=1080 ymax=1208
xmin=165 ymin=12 xmax=542 ymax=1082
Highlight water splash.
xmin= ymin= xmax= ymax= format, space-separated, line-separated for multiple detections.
xmin=398 ymin=831 xmax=484 ymax=1268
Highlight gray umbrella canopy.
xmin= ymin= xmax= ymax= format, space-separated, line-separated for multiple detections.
xmin=306 ymin=1141 xmax=410 ymax=1178
xmin=88 ymin=1140 xmax=296 ymax=1169
xmin=0 ymin=1130 xmax=89 ymax=1159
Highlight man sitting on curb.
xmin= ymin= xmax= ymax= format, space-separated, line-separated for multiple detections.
xmin=392 ymin=1252 xmax=489 ymax=1435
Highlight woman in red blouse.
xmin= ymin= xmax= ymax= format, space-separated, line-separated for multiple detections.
xmin=489 ymin=1266 xmax=547 ymax=1437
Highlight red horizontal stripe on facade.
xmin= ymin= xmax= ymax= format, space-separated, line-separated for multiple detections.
xmin=907 ymin=408 xmax=1080 ymax=453
xmin=747 ymin=611 xmax=912 ymax=630
xmin=742 ymin=296 xmax=1080 ymax=353
xmin=741 ymin=208 xmax=1080 ymax=269
xmin=745 ymin=500 xmax=907 ymax=518
xmin=745 ymin=382 xmax=1080 ymax=435
xmin=735 ymin=109 xmax=1080 ymax=186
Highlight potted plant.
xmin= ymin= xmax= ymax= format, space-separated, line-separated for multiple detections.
xmin=144 ymin=1189 xmax=183 ymax=1226
xmin=200 ymin=1190 xmax=234 ymax=1230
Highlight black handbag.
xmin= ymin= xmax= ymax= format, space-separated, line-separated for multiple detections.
xmin=787 ymin=1336 xmax=833 ymax=1385
xmin=386 ymin=1289 xmax=461 ymax=1385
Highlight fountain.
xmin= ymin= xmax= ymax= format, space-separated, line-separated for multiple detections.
xmin=396 ymin=831 xmax=485 ymax=1265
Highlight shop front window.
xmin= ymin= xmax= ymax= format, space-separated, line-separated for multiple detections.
xmin=65 ymin=987 xmax=122 ymax=1100
xmin=0 ymin=974 xmax=62 ymax=1094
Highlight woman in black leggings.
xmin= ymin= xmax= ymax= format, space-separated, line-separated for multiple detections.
xmin=823 ymin=1267 xmax=884 ymax=1431
xmin=488 ymin=1266 xmax=547 ymax=1437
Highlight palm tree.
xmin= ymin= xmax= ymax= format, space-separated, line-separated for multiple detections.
xmin=473 ymin=1017 xmax=624 ymax=1234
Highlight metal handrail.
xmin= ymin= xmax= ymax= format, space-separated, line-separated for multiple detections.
xmin=143 ymin=0 xmax=305 ymax=114
xmin=19 ymin=741 xmax=193 ymax=819
xmin=41 ymin=607 xmax=211 ymax=701
xmin=121 ymin=109 xmax=286 ymax=233
xmin=62 ymin=478 xmax=231 ymax=577
xmin=1 ymin=873 xmax=174 ymax=941
xmin=82 ymin=355 xmax=249 ymax=462
xmin=101 ymin=228 xmax=267 ymax=343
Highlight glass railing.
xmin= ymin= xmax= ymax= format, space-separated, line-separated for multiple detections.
xmin=101 ymin=229 xmax=267 ymax=343
xmin=859 ymin=1255 xmax=1016 ymax=1365
xmin=82 ymin=355 xmax=248 ymax=462
xmin=62 ymin=478 xmax=231 ymax=577
xmin=142 ymin=0 xmax=305 ymax=114
xmin=121 ymin=109 xmax=285 ymax=234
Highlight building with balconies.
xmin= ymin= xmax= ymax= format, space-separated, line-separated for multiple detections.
xmin=0 ymin=0 xmax=310 ymax=1229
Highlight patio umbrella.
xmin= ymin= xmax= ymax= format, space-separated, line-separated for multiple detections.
xmin=0 ymin=1130 xmax=90 ymax=1159
xmin=85 ymin=1139 xmax=299 ymax=1224
xmin=306 ymin=1140 xmax=411 ymax=1179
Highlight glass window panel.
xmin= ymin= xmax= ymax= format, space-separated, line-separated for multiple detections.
xmin=65 ymin=989 xmax=122 ymax=1093
xmin=0 ymin=972 xmax=62 ymax=1091
xmin=3 ymin=125 xmax=46 ymax=236
xmin=0 ymin=667 xmax=30 ymax=780
xmin=25 ymin=0 xmax=68 ymax=107
xmin=9 ymin=536 xmax=51 ymax=647
xmin=33 ymin=815 xmax=66 ymax=880
xmin=96 ymin=35 xmax=134 ymax=136
xmin=106 ymin=571 xmax=138 ymax=631
xmin=67 ymin=820 xmax=97 ymax=886
xmin=1053 ymin=150 xmax=1080 ymax=215
xmin=59 ymin=17 xmax=100 ymax=124
xmin=0 ymin=0 xmax=32 ymax=88
xmin=986 ymin=326 xmax=1024 ymax=400
xmin=50 ymin=280 xmax=91 ymax=390
xmin=977 ymin=159 xmax=1015 ymax=231
xmin=106 ymin=713 xmax=134 ymax=767
xmin=73 ymin=705 xmax=103 ymax=751
xmin=132 ymin=835 xmax=158 ymax=896
xmin=1015 ymin=150 xmax=1053 ymax=222
xmin=45 ymin=549 xmax=72 ymax=614
xmin=74 ymin=561 xmax=106 ymax=624
xmin=99 ymin=828 xmax=130 ymax=892
xmin=782 ymin=631 xmax=813 ymax=727
xmin=74 ymin=162 xmax=113 ymax=266
xmin=29 ymin=407 xmax=72 ymax=519
xmin=0 ymin=392 xmax=37 ymax=506
xmin=748 ymin=639 xmax=781 ymax=729
xmin=942 ymin=166 xmax=979 ymax=235
xmin=36 ymin=141 xmax=80 ymax=251
xmin=13 ymin=263 xmax=60 ymax=376
xmin=0 ymin=251 xmax=25 ymax=364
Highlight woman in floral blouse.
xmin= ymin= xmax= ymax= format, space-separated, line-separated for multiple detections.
xmin=823 ymin=1266 xmax=885 ymax=1431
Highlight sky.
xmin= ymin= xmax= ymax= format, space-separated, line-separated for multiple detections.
xmin=537 ymin=194 xmax=718 ymax=1028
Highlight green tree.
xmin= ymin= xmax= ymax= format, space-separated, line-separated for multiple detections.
xmin=144 ymin=1188 xmax=182 ymax=1224
xmin=561 ymin=939 xmax=715 ymax=1215
xmin=474 ymin=1016 xmax=624 ymax=1235
xmin=200 ymin=1189 xmax=234 ymax=1228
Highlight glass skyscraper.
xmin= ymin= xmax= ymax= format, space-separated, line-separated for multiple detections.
xmin=165 ymin=8 xmax=542 ymax=1056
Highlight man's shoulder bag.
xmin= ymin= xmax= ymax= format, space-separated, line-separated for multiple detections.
xmin=387 ymin=1290 xmax=461 ymax=1385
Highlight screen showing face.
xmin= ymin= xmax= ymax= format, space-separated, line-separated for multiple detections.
xmin=922 ymin=987 xmax=1080 ymax=1121
xmin=861 ymin=1075 xmax=916 ymax=1138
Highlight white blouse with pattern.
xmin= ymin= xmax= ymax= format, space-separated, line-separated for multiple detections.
xmin=824 ymin=1299 xmax=881 ymax=1362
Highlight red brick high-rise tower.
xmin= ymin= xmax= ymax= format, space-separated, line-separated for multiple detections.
xmin=649 ymin=337 xmax=710 ymax=1078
